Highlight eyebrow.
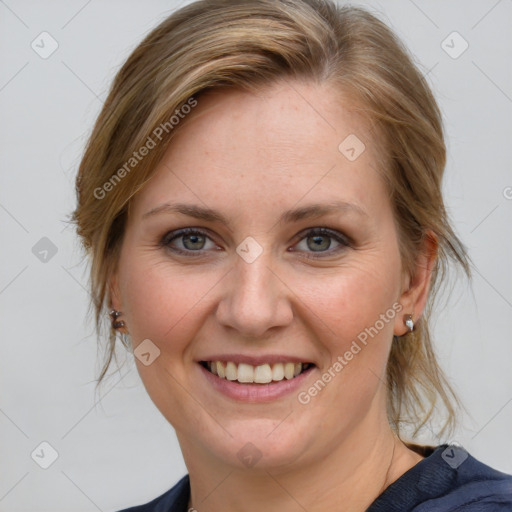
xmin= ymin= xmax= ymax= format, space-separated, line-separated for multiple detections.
xmin=142 ymin=200 xmax=369 ymax=225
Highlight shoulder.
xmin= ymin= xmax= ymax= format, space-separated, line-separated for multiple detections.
xmin=368 ymin=444 xmax=512 ymax=511
xmin=424 ymin=445 xmax=512 ymax=511
xmin=112 ymin=446 xmax=512 ymax=512
xmin=115 ymin=474 xmax=190 ymax=512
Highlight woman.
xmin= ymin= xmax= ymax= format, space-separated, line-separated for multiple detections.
xmin=72 ymin=0 xmax=512 ymax=510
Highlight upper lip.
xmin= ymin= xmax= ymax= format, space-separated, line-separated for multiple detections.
xmin=197 ymin=354 xmax=316 ymax=366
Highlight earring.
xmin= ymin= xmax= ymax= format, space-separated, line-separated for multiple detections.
xmin=109 ymin=309 xmax=126 ymax=329
xmin=404 ymin=314 xmax=414 ymax=333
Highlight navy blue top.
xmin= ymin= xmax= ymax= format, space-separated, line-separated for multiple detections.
xmin=116 ymin=444 xmax=512 ymax=511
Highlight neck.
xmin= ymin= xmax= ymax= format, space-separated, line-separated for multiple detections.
xmin=179 ymin=413 xmax=424 ymax=512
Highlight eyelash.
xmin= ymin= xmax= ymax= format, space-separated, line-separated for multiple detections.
xmin=159 ymin=227 xmax=351 ymax=259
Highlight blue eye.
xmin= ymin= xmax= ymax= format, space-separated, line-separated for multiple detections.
xmin=180 ymin=232 xmax=207 ymax=250
xmin=160 ymin=227 xmax=350 ymax=258
xmin=161 ymin=228 xmax=217 ymax=255
xmin=293 ymin=228 xmax=350 ymax=257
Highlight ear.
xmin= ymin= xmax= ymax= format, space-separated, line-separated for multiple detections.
xmin=108 ymin=272 xmax=129 ymax=334
xmin=394 ymin=230 xmax=438 ymax=336
xmin=108 ymin=272 xmax=122 ymax=310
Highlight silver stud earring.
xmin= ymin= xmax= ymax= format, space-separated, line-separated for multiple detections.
xmin=404 ymin=314 xmax=414 ymax=333
xmin=109 ymin=309 xmax=126 ymax=329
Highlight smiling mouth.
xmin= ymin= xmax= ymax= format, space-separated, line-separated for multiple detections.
xmin=200 ymin=361 xmax=315 ymax=384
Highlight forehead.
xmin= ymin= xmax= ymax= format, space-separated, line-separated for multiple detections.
xmin=129 ymin=80 xmax=389 ymax=223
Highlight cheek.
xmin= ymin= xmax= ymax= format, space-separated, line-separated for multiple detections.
xmin=291 ymin=249 xmax=403 ymax=415
xmin=118 ymin=256 xmax=219 ymax=354
xmin=298 ymin=257 xmax=401 ymax=347
xmin=117 ymin=258 xmax=218 ymax=428
xmin=292 ymin=264 xmax=401 ymax=424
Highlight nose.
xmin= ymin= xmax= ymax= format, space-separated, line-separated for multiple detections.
xmin=215 ymin=252 xmax=294 ymax=339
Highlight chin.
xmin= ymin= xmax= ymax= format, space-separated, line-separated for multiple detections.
xmin=196 ymin=417 xmax=319 ymax=473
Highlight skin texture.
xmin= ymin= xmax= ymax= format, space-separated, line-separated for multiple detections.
xmin=111 ymin=80 xmax=436 ymax=511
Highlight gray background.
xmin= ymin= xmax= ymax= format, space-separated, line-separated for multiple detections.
xmin=0 ymin=0 xmax=511 ymax=510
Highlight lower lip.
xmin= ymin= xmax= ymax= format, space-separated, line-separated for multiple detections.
xmin=198 ymin=363 xmax=315 ymax=403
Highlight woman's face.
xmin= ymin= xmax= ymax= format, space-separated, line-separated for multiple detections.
xmin=112 ymin=81 xmax=416 ymax=471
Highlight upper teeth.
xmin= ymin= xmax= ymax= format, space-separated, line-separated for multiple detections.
xmin=206 ymin=361 xmax=306 ymax=384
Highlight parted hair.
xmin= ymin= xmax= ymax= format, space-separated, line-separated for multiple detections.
xmin=71 ymin=0 xmax=471 ymax=438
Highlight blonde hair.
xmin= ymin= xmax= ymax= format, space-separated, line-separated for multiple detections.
xmin=71 ymin=0 xmax=471 ymax=438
